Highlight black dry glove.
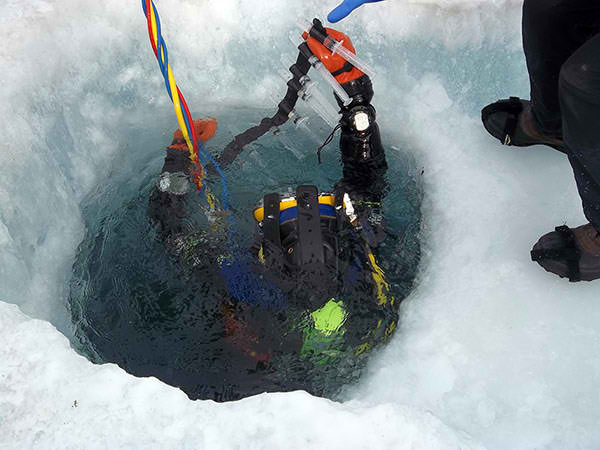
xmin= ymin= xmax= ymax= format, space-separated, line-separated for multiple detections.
xmin=157 ymin=148 xmax=194 ymax=196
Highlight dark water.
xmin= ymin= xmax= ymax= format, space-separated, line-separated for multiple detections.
xmin=69 ymin=107 xmax=422 ymax=401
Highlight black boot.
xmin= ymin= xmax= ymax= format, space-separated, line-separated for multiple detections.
xmin=481 ymin=97 xmax=566 ymax=153
xmin=531 ymin=223 xmax=600 ymax=282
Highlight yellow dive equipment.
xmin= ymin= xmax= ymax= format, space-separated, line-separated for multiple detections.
xmin=253 ymin=193 xmax=336 ymax=223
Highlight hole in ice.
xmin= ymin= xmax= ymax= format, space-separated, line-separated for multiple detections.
xmin=68 ymin=107 xmax=422 ymax=401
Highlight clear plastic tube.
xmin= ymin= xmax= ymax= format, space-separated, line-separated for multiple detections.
xmin=288 ymin=109 xmax=309 ymax=128
xmin=289 ymin=31 xmax=352 ymax=106
xmin=326 ymin=39 xmax=376 ymax=79
xmin=310 ymin=58 xmax=352 ymax=106
xmin=299 ymin=81 xmax=341 ymax=127
xmin=278 ymin=60 xmax=341 ymax=126
xmin=291 ymin=115 xmax=324 ymax=148
xmin=300 ymin=21 xmax=377 ymax=79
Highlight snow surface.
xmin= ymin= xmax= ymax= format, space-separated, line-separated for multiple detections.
xmin=2 ymin=0 xmax=600 ymax=449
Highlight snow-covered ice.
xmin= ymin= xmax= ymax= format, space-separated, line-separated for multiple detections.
xmin=2 ymin=0 xmax=600 ymax=449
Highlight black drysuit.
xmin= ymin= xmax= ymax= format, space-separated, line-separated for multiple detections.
xmin=147 ymin=76 xmax=397 ymax=386
xmin=523 ymin=0 xmax=600 ymax=228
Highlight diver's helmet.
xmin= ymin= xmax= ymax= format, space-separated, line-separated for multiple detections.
xmin=253 ymin=185 xmax=343 ymax=310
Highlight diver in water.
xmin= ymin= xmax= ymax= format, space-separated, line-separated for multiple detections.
xmin=148 ymin=22 xmax=398 ymax=381
xmin=482 ymin=0 xmax=600 ymax=282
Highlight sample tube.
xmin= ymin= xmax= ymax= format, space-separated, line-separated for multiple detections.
xmin=300 ymin=21 xmax=377 ymax=79
xmin=290 ymin=31 xmax=353 ymax=106
xmin=298 ymin=80 xmax=341 ymax=127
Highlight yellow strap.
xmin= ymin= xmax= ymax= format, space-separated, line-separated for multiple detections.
xmin=206 ymin=190 xmax=217 ymax=211
xmin=368 ymin=251 xmax=392 ymax=306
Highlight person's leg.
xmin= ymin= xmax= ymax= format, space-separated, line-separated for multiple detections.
xmin=523 ymin=0 xmax=600 ymax=137
xmin=530 ymin=32 xmax=600 ymax=282
xmin=559 ymin=32 xmax=600 ymax=230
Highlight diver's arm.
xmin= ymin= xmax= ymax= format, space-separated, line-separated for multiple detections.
xmin=337 ymin=74 xmax=387 ymax=200
xmin=302 ymin=24 xmax=387 ymax=208
xmin=334 ymin=75 xmax=388 ymax=248
xmin=148 ymin=146 xmax=193 ymax=238
xmin=302 ymin=23 xmax=387 ymax=246
xmin=148 ymin=118 xmax=217 ymax=238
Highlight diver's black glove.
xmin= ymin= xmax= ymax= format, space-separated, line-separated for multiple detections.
xmin=335 ymin=184 xmax=387 ymax=248
xmin=158 ymin=118 xmax=218 ymax=195
xmin=157 ymin=149 xmax=194 ymax=196
xmin=357 ymin=209 xmax=386 ymax=248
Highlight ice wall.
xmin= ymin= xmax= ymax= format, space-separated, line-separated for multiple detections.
xmin=2 ymin=0 xmax=600 ymax=449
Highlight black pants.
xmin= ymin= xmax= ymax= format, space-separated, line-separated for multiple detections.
xmin=523 ymin=0 xmax=600 ymax=229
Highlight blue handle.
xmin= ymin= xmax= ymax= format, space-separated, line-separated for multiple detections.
xmin=327 ymin=0 xmax=384 ymax=23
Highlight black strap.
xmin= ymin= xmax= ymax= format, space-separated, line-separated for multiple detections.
xmin=530 ymin=225 xmax=581 ymax=282
xmin=217 ymin=47 xmax=313 ymax=168
xmin=296 ymin=185 xmax=324 ymax=265
xmin=308 ymin=18 xmax=329 ymax=44
xmin=482 ymin=97 xmax=523 ymax=146
xmin=331 ymin=61 xmax=354 ymax=78
xmin=482 ymin=97 xmax=523 ymax=122
xmin=261 ymin=192 xmax=287 ymax=274
xmin=297 ymin=185 xmax=331 ymax=310
xmin=502 ymin=97 xmax=522 ymax=145
xmin=263 ymin=193 xmax=281 ymax=247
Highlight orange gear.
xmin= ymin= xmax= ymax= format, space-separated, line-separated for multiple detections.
xmin=169 ymin=117 xmax=218 ymax=151
xmin=304 ymin=28 xmax=364 ymax=85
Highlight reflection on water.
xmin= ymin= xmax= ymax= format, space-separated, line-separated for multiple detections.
xmin=69 ymin=108 xmax=422 ymax=401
